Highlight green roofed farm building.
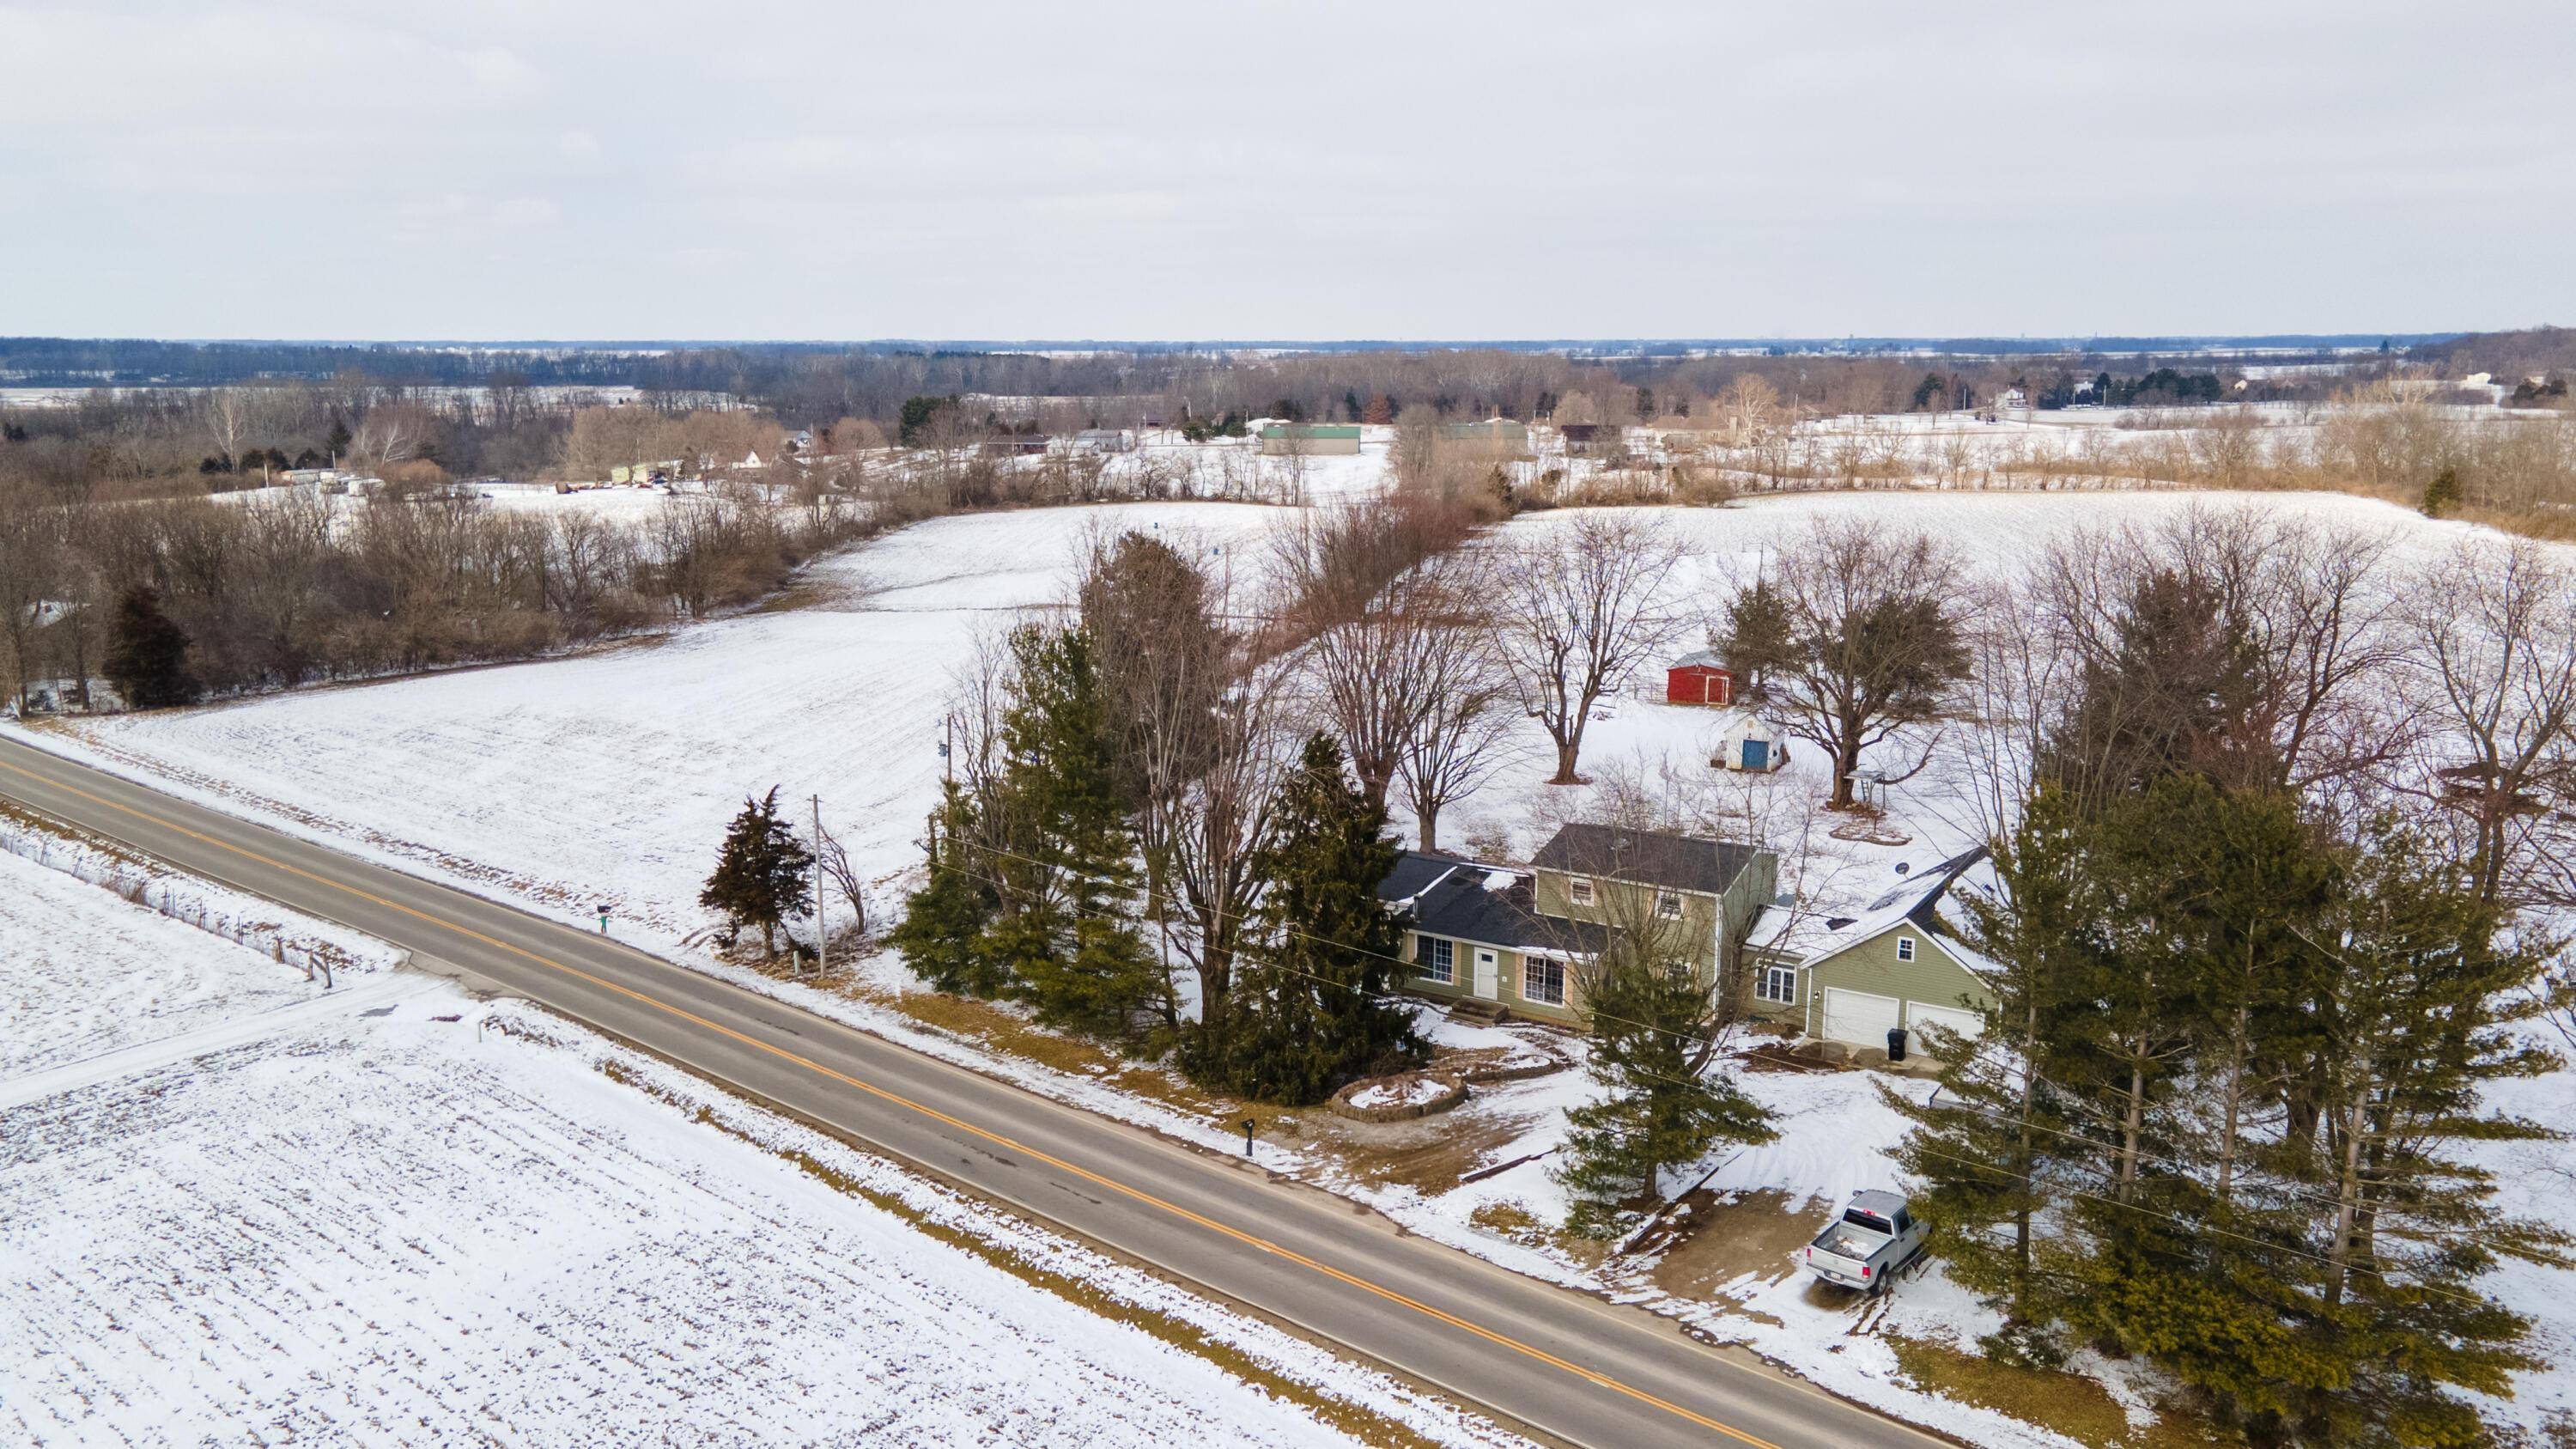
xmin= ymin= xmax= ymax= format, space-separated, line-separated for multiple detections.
xmin=1259 ymin=423 xmax=1363 ymax=455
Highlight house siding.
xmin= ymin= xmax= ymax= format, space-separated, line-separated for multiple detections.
xmin=1801 ymin=929 xmax=1992 ymax=1038
xmin=1531 ymin=870 xmax=1720 ymax=972
xmin=1400 ymin=930 xmax=1585 ymax=1026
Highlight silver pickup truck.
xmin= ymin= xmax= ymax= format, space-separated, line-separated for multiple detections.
xmin=1802 ymin=1190 xmax=1926 ymax=1293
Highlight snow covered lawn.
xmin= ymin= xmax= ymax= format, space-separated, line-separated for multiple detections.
xmin=0 ymin=850 xmax=1523 ymax=1447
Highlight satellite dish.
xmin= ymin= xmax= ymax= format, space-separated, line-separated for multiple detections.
xmin=1893 ymin=861 xmax=1911 ymax=876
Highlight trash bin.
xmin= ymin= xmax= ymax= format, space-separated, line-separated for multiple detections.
xmin=1886 ymin=1026 xmax=1908 ymax=1063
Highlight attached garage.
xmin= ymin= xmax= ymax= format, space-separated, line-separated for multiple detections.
xmin=1904 ymin=1002 xmax=1984 ymax=1055
xmin=1820 ymin=988 xmax=1902 ymax=1046
xmin=1785 ymin=847 xmax=1999 ymax=1055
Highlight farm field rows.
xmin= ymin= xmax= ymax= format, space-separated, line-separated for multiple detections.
xmin=0 ymin=846 xmax=1522 ymax=1448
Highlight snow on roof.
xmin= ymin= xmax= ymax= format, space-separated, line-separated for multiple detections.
xmin=1668 ymin=649 xmax=1725 ymax=671
xmin=1766 ymin=846 xmax=1992 ymax=971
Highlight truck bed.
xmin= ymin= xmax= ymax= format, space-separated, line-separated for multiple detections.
xmin=1811 ymin=1223 xmax=1889 ymax=1261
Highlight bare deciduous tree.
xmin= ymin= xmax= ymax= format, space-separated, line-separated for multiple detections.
xmin=1076 ymin=527 xmax=1287 ymax=1028
xmin=2403 ymin=538 xmax=2576 ymax=907
xmin=1491 ymin=514 xmax=1688 ymax=785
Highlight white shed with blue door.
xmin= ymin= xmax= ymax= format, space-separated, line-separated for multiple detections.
xmin=1713 ymin=710 xmax=1787 ymax=773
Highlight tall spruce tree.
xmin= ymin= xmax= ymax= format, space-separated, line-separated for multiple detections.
xmin=2275 ymin=821 xmax=2562 ymax=1446
xmin=1214 ymin=734 xmax=1424 ymax=1103
xmin=1885 ymin=785 xmax=2098 ymax=1341
xmin=1555 ymin=899 xmax=1777 ymax=1238
xmin=1716 ymin=572 xmax=1794 ymax=702
xmin=104 ymin=584 xmax=199 ymax=709
xmin=985 ymin=624 xmax=1163 ymax=1038
xmin=1896 ymin=769 xmax=2565 ymax=1440
xmin=698 ymin=787 xmax=813 ymax=957
xmin=889 ymin=781 xmax=1005 ymax=995
xmin=2041 ymin=565 xmax=2271 ymax=810
xmin=2050 ymin=779 xmax=2343 ymax=1417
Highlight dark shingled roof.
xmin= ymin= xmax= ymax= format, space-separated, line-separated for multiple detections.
xmin=1377 ymin=849 xmax=1469 ymax=905
xmin=1406 ymin=869 xmax=1611 ymax=957
xmin=1529 ymin=823 xmax=1763 ymax=898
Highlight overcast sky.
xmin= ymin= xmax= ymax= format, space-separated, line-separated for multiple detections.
xmin=4 ymin=2 xmax=2570 ymax=342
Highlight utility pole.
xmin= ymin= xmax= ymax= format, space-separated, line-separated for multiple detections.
xmin=811 ymin=794 xmax=828 ymax=979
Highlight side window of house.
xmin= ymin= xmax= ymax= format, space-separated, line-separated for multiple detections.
xmin=1896 ymin=935 xmax=1917 ymax=962
xmin=1523 ymin=957 xmax=1566 ymax=1007
xmin=1424 ymin=937 xmax=1455 ymax=983
xmin=1757 ymin=964 xmax=1797 ymax=1003
xmin=1569 ymin=876 xmax=1595 ymax=906
xmin=1655 ymin=890 xmax=1683 ymax=920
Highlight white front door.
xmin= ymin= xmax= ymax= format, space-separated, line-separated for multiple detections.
xmin=1820 ymin=988 xmax=1902 ymax=1047
xmin=1473 ymin=948 xmax=1499 ymax=999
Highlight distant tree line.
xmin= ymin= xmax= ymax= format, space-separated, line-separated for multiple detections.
xmin=0 ymin=478 xmax=867 ymax=711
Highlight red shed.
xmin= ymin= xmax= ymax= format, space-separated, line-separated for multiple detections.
xmin=1665 ymin=650 xmax=1733 ymax=706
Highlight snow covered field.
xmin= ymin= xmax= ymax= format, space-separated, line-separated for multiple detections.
xmin=1395 ymin=490 xmax=2508 ymax=870
xmin=15 ymin=484 xmax=2574 ymax=1444
xmin=0 ymin=840 xmax=1522 ymax=1448
xmin=33 ymin=500 xmax=1308 ymax=947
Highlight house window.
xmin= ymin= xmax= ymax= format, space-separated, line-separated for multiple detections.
xmin=1523 ymin=957 xmax=1567 ymax=1007
xmin=1655 ymin=891 xmax=1684 ymax=920
xmin=1895 ymin=935 xmax=1917 ymax=962
xmin=1569 ymin=877 xmax=1595 ymax=906
xmin=1756 ymin=964 xmax=1798 ymax=1004
xmin=1422 ymin=937 xmax=1455 ymax=984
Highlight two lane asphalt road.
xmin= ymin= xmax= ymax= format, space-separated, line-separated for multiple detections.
xmin=0 ymin=734 xmax=1939 ymax=1449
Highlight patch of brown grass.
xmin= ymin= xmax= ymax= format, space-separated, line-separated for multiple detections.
xmin=1886 ymin=1334 xmax=2230 ymax=1449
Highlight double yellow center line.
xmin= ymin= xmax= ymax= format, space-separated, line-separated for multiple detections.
xmin=0 ymin=752 xmax=1783 ymax=1449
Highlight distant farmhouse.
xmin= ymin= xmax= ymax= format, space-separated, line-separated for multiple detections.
xmin=1555 ymin=422 xmax=1611 ymax=453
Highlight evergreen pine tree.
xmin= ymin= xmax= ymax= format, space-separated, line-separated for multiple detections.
xmin=697 ymin=787 xmax=814 ymax=957
xmin=889 ymin=781 xmax=1005 ymax=995
xmin=2050 ymin=779 xmax=2341 ymax=1416
xmin=2421 ymin=466 xmax=2462 ymax=518
xmin=1717 ymin=573 xmax=1794 ymax=701
xmin=2275 ymin=821 xmax=2561 ymax=1446
xmin=103 ymin=584 xmax=199 ymax=709
xmin=1555 ymin=903 xmax=1777 ymax=1239
xmin=1214 ymin=734 xmax=1425 ymax=1103
xmin=1885 ymin=785 xmax=2098 ymax=1342
xmin=987 ymin=625 xmax=1163 ymax=1038
xmin=2040 ymin=564 xmax=2272 ymax=808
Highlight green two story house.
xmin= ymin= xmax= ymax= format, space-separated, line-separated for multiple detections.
xmin=1376 ymin=824 xmax=1777 ymax=1026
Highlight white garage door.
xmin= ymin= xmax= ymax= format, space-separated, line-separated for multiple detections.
xmin=1905 ymin=1003 xmax=1984 ymax=1053
xmin=1819 ymin=989 xmax=1902 ymax=1047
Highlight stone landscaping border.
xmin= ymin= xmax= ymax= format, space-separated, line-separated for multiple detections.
xmin=1329 ymin=1072 xmax=1469 ymax=1123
